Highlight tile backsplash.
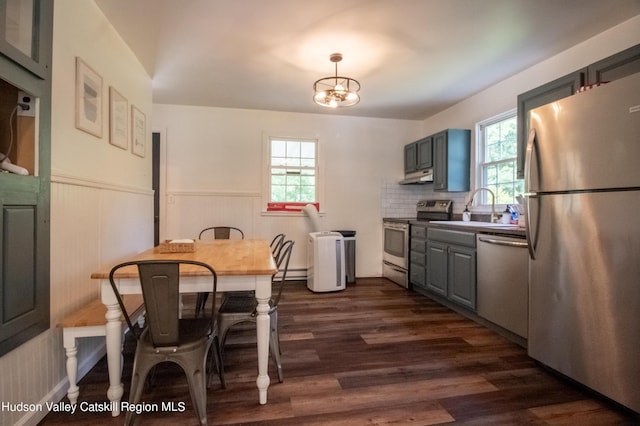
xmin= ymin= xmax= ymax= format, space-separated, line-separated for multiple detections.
xmin=381 ymin=180 xmax=468 ymax=217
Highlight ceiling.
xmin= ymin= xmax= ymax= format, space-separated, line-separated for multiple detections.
xmin=95 ymin=0 xmax=640 ymax=120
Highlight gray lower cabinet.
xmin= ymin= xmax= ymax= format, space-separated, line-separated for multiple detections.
xmin=409 ymin=224 xmax=427 ymax=289
xmin=426 ymin=228 xmax=477 ymax=311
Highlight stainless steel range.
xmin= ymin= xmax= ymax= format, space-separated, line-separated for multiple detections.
xmin=383 ymin=200 xmax=452 ymax=288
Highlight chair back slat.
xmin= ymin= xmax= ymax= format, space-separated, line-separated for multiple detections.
xmin=138 ymin=262 xmax=181 ymax=346
xmin=198 ymin=226 xmax=244 ymax=240
xmin=109 ymin=260 xmax=217 ymax=348
xmin=270 ymin=233 xmax=286 ymax=260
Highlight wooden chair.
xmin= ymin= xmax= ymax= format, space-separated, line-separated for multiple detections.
xmin=109 ymin=260 xmax=224 ymax=425
xmin=217 ymin=240 xmax=294 ymax=383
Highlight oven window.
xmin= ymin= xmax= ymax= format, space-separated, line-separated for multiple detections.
xmin=384 ymin=227 xmax=406 ymax=258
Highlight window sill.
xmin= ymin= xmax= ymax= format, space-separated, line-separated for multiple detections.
xmin=260 ymin=210 xmax=325 ymax=217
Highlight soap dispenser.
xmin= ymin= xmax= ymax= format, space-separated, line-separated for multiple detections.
xmin=462 ymin=206 xmax=471 ymax=222
xmin=501 ymin=205 xmax=511 ymax=224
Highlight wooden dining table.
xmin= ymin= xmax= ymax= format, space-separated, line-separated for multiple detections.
xmin=90 ymin=239 xmax=278 ymax=416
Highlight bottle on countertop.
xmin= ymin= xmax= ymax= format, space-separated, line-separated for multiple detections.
xmin=502 ymin=206 xmax=511 ymax=224
xmin=462 ymin=206 xmax=471 ymax=222
xmin=510 ymin=206 xmax=519 ymax=224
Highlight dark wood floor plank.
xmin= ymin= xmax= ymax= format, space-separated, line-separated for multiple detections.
xmin=39 ymin=278 xmax=638 ymax=425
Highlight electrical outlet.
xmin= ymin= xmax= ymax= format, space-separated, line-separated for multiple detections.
xmin=17 ymin=91 xmax=36 ymax=117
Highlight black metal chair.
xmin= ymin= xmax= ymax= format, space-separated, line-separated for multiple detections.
xmin=218 ymin=233 xmax=287 ymax=309
xmin=195 ymin=226 xmax=245 ymax=317
xmin=198 ymin=226 xmax=244 ymax=240
xmin=108 ymin=260 xmax=224 ymax=426
xmin=217 ymin=240 xmax=294 ymax=383
xmin=270 ymin=233 xmax=286 ymax=260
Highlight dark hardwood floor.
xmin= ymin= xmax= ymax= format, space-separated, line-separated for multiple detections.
xmin=41 ymin=278 xmax=638 ymax=425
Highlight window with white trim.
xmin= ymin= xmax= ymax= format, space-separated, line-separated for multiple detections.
xmin=268 ymin=137 xmax=317 ymax=204
xmin=476 ymin=110 xmax=523 ymax=205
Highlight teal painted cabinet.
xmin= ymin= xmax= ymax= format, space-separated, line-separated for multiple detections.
xmin=432 ymin=129 xmax=470 ymax=192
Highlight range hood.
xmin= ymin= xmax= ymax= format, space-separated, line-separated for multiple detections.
xmin=399 ymin=169 xmax=433 ymax=185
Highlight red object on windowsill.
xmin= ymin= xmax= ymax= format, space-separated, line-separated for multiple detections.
xmin=267 ymin=202 xmax=319 ymax=212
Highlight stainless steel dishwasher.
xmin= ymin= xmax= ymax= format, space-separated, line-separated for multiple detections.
xmin=476 ymin=234 xmax=529 ymax=338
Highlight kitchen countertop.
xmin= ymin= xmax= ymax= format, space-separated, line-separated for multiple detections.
xmin=427 ymin=220 xmax=526 ymax=237
xmin=383 ymin=217 xmax=526 ymax=237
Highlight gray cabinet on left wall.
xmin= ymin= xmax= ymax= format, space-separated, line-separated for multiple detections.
xmin=0 ymin=1 xmax=53 ymax=356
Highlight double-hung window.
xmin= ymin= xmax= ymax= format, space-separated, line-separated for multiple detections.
xmin=476 ymin=110 xmax=523 ymax=205
xmin=268 ymin=137 xmax=318 ymax=206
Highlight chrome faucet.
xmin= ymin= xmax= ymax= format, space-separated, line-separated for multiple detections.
xmin=466 ymin=187 xmax=498 ymax=223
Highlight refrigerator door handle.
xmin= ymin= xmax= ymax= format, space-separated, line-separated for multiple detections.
xmin=525 ymin=195 xmax=538 ymax=260
xmin=524 ymin=128 xmax=537 ymax=193
xmin=525 ymin=128 xmax=539 ymax=259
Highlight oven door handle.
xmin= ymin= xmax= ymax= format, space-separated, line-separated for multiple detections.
xmin=383 ymin=261 xmax=406 ymax=273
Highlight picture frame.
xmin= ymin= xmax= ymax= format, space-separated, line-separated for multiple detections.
xmin=131 ymin=105 xmax=146 ymax=157
xmin=75 ymin=57 xmax=103 ymax=138
xmin=109 ymin=87 xmax=128 ymax=149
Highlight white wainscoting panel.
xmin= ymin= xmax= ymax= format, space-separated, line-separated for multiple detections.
xmin=0 ymin=178 xmax=152 ymax=426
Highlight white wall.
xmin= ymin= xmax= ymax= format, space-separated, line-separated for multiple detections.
xmin=153 ymin=14 xmax=640 ymax=276
xmin=2 ymin=8 xmax=637 ymax=425
xmin=152 ymin=105 xmax=423 ymax=276
xmin=0 ymin=2 xmax=153 ymax=425
xmin=417 ymin=14 xmax=640 ymax=212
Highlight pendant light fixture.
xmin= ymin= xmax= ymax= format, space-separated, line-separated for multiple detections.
xmin=313 ymin=53 xmax=360 ymax=108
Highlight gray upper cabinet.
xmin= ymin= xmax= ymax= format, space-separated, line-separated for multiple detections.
xmin=587 ymin=44 xmax=640 ymax=85
xmin=416 ymin=137 xmax=432 ymax=170
xmin=433 ymin=129 xmax=470 ymax=192
xmin=516 ymin=43 xmax=640 ymax=179
xmin=516 ymin=70 xmax=586 ymax=179
xmin=404 ymin=142 xmax=418 ymax=174
xmin=404 ymin=136 xmax=432 ymax=174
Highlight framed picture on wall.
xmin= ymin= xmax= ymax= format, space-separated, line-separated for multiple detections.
xmin=109 ymin=87 xmax=128 ymax=149
xmin=75 ymin=57 xmax=103 ymax=138
xmin=131 ymin=105 xmax=146 ymax=157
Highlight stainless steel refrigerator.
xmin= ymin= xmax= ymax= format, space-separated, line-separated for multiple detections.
xmin=525 ymin=71 xmax=640 ymax=413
